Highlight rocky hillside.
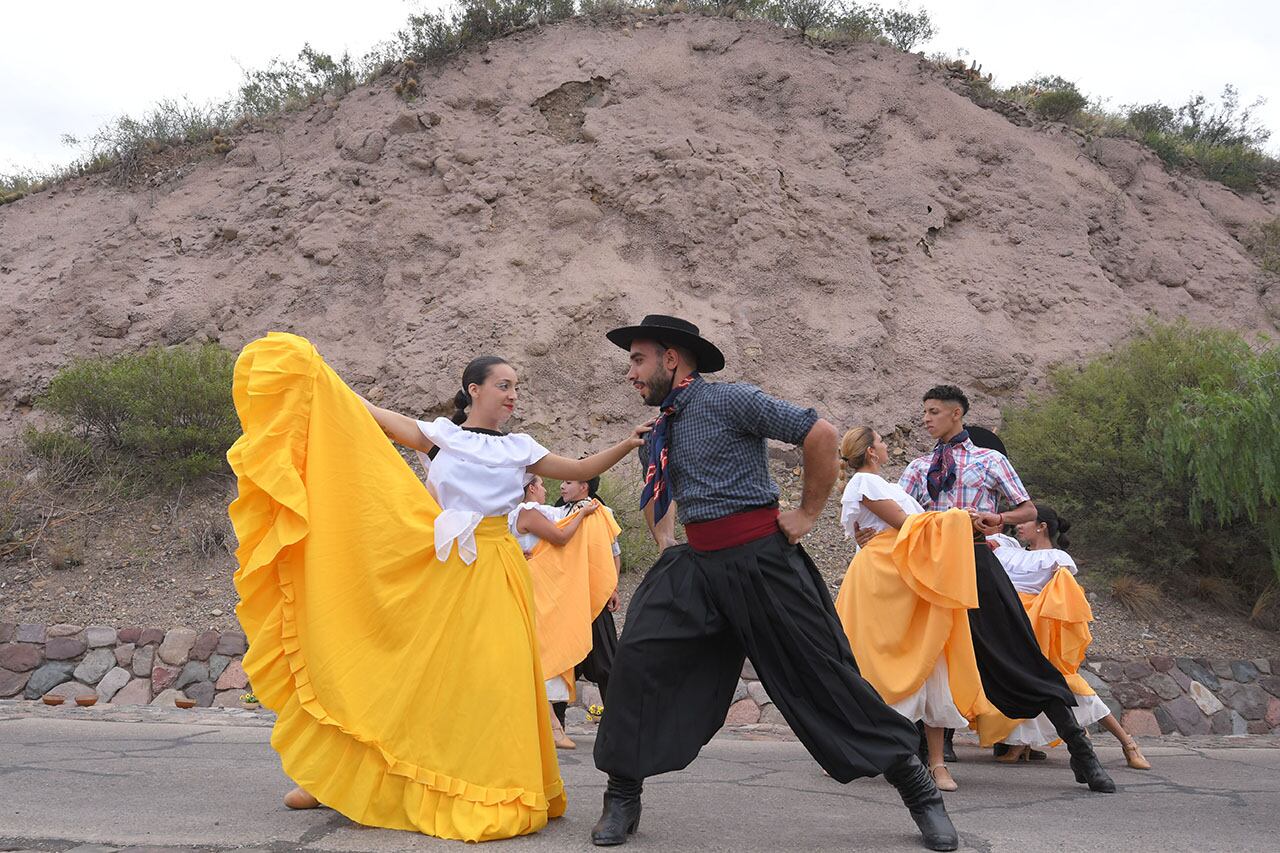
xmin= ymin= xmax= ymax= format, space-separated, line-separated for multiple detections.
xmin=2 ymin=14 xmax=1277 ymax=449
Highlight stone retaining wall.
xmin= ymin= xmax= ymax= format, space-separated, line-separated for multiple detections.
xmin=0 ymin=622 xmax=251 ymax=708
xmin=6 ymin=620 xmax=1280 ymax=736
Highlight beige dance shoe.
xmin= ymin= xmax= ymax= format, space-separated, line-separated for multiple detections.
xmin=550 ymin=710 xmax=577 ymax=750
xmin=930 ymin=763 xmax=959 ymax=792
xmin=1122 ymin=740 xmax=1151 ymax=770
xmin=284 ymin=786 xmax=320 ymax=809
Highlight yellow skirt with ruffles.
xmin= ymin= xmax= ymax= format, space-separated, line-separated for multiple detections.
xmin=227 ymin=332 xmax=565 ymax=842
xmin=526 ymin=509 xmax=621 ymax=697
xmin=1019 ymin=568 xmax=1096 ymax=697
xmin=834 ymin=511 xmax=989 ymax=721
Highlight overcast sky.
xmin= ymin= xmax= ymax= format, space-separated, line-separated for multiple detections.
xmin=2 ymin=0 xmax=1277 ymax=173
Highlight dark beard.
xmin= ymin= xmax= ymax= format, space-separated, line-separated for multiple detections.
xmin=643 ymin=368 xmax=674 ymax=406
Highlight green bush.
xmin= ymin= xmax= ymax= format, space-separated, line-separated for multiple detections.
xmin=769 ymin=0 xmax=835 ymax=37
xmin=27 ymin=344 xmax=239 ymax=488
xmin=1033 ymin=89 xmax=1088 ymax=121
xmin=1002 ymin=322 xmax=1280 ymax=616
xmin=876 ymin=3 xmax=934 ymax=51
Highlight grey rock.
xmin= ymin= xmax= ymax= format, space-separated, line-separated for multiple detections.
xmin=0 ymin=667 xmax=30 ymax=698
xmin=47 ymin=623 xmax=84 ymax=638
xmin=216 ymin=631 xmax=248 ymax=656
xmin=0 ymin=622 xmax=14 ymax=643
xmin=1158 ymin=696 xmax=1210 ymax=735
xmin=1210 ymin=709 xmax=1232 ymax=735
xmin=45 ymin=636 xmax=87 ymax=660
xmin=110 ymin=678 xmax=152 ymax=705
xmin=1144 ymin=672 xmax=1183 ymax=701
xmin=208 ymin=653 xmax=231 ymax=681
xmin=731 ymin=678 xmax=748 ymax=704
xmin=114 ymin=643 xmax=135 ymax=667
xmin=1254 ymin=659 xmax=1272 ymax=675
xmin=157 ymin=628 xmax=197 ymax=666
xmin=15 ymin=623 xmax=46 ymax=643
xmin=1176 ymin=658 xmax=1220 ymax=691
xmin=151 ymin=687 xmax=188 ymax=707
xmin=1259 ymin=675 xmax=1280 ymax=696
xmin=191 ymin=630 xmax=220 ymax=661
xmin=43 ymin=681 xmax=96 ymax=701
xmin=760 ymin=704 xmax=788 ymax=725
xmin=1188 ymin=681 xmax=1224 ymax=715
xmin=1111 ymin=681 xmax=1160 ymax=709
xmin=565 ymin=705 xmax=588 ymax=726
xmin=1230 ymin=710 xmax=1249 ymax=735
xmin=186 ymin=680 xmax=216 ymax=708
xmin=1230 ymin=661 xmax=1259 ymax=683
xmin=1123 ymin=660 xmax=1155 ymax=680
xmin=1096 ymin=661 xmax=1127 ymax=682
xmin=131 ymin=645 xmax=155 ymax=677
xmin=1079 ymin=668 xmax=1112 ymax=697
xmin=73 ymin=648 xmax=117 ymax=684
xmin=96 ymin=666 xmax=131 ymax=701
xmin=1210 ymin=660 xmax=1235 ymax=681
xmin=24 ymin=662 xmax=76 ymax=698
xmin=84 ymin=625 xmax=117 ymax=647
xmin=747 ymin=681 xmax=771 ymax=707
xmin=0 ymin=642 xmax=42 ymax=672
xmin=1224 ymin=683 xmax=1270 ymax=720
xmin=175 ymin=660 xmax=209 ymax=690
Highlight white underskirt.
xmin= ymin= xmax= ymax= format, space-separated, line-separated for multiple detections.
xmin=1002 ymin=693 xmax=1111 ymax=746
xmin=545 ymin=676 xmax=570 ymax=703
xmin=890 ymin=657 xmax=971 ymax=729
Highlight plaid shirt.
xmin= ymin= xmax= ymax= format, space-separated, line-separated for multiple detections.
xmin=639 ymin=378 xmax=819 ymax=524
xmin=899 ymin=438 xmax=1030 ymax=514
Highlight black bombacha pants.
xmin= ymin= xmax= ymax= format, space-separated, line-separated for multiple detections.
xmin=968 ymin=542 xmax=1076 ymax=720
xmin=594 ymin=533 xmax=919 ymax=783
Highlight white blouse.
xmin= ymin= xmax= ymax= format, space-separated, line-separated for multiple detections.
xmin=840 ymin=472 xmax=925 ymax=538
xmin=509 ymin=502 xmax=569 ymax=555
xmin=989 ymin=533 xmax=1077 ymax=595
xmin=414 ymin=418 xmax=549 ymax=564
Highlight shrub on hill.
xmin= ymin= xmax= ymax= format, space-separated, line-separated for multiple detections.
xmin=1001 ymin=322 xmax=1280 ymax=624
xmin=25 ymin=344 xmax=239 ymax=489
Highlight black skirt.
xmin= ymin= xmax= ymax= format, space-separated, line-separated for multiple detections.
xmin=594 ymin=533 xmax=918 ymax=782
xmin=575 ymin=608 xmax=618 ymax=699
xmin=967 ymin=542 xmax=1076 ymax=719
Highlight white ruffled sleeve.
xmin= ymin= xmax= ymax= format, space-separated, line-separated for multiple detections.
xmin=839 ymin=478 xmax=864 ymax=538
xmin=1047 ymin=549 xmax=1078 ymax=575
xmin=415 ymin=417 xmax=549 ymax=468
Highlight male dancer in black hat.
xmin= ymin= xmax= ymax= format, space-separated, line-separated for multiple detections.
xmin=590 ymin=315 xmax=960 ymax=851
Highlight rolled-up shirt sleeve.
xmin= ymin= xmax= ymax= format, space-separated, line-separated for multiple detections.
xmin=724 ymin=384 xmax=819 ymax=445
xmin=898 ymin=460 xmax=929 ymax=506
xmin=989 ymin=453 xmax=1031 ymax=506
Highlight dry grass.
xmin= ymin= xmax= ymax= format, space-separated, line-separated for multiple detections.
xmin=1109 ymin=574 xmax=1164 ymax=619
xmin=1192 ymin=575 xmax=1240 ymax=611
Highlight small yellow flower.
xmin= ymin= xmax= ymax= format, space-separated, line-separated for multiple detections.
xmin=587 ymin=704 xmax=605 ymax=721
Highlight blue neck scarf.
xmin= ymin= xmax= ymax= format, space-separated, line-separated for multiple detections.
xmin=639 ymin=373 xmax=700 ymax=522
xmin=926 ymin=430 xmax=969 ymax=501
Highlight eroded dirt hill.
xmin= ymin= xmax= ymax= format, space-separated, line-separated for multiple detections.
xmin=2 ymin=14 xmax=1278 ymax=448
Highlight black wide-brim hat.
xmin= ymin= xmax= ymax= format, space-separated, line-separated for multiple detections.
xmin=606 ymin=314 xmax=726 ymax=373
xmin=965 ymin=424 xmax=1008 ymax=458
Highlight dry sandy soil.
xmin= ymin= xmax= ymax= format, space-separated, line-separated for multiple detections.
xmin=2 ymin=15 xmax=1278 ymax=655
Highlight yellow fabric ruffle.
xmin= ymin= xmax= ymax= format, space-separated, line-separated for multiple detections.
xmin=227 ymin=331 xmax=565 ymax=842
xmin=835 ymin=511 xmax=991 ymax=723
xmin=1019 ymin=568 xmax=1095 ymax=697
xmin=525 ymin=509 xmax=621 ymax=690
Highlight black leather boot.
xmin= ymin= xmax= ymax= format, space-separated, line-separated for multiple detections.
xmin=1046 ymin=702 xmax=1116 ymax=793
xmin=942 ymin=728 xmax=958 ymax=763
xmin=883 ymin=754 xmax=959 ymax=851
xmin=591 ymin=775 xmax=643 ymax=846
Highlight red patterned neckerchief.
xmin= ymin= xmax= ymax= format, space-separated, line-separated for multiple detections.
xmin=639 ymin=373 xmax=700 ymax=521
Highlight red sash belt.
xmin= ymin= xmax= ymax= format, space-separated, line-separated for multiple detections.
xmin=685 ymin=506 xmax=780 ymax=552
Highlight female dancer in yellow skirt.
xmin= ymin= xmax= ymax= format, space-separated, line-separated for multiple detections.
xmin=227 ymin=332 xmax=647 ymax=842
xmin=833 ymin=428 xmax=999 ymax=793
xmin=989 ymin=507 xmax=1150 ymax=769
xmin=510 ymin=476 xmax=621 ymax=750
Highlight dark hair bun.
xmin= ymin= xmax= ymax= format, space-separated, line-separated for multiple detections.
xmin=1057 ymin=518 xmax=1072 ymax=534
xmin=450 ymin=389 xmax=472 ymax=425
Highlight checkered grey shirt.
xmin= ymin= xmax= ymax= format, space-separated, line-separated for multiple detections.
xmin=640 ymin=378 xmax=820 ymax=524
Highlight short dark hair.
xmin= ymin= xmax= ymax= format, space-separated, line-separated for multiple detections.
xmin=924 ymin=385 xmax=969 ymax=414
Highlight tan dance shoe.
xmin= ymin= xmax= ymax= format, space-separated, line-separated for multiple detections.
xmin=930 ymin=763 xmax=959 ymax=792
xmin=1122 ymin=740 xmax=1151 ymax=770
xmin=995 ymin=745 xmax=1028 ymax=764
xmin=550 ymin=710 xmax=577 ymax=750
xmin=283 ymin=786 xmax=320 ymax=809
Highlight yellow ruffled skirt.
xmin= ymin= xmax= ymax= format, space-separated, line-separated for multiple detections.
xmin=526 ymin=509 xmax=621 ymax=697
xmin=227 ymin=332 xmax=565 ymax=841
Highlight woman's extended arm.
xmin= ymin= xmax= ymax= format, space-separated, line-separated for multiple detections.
xmin=358 ymin=396 xmax=434 ymax=453
xmin=861 ymin=498 xmax=911 ymax=531
xmin=530 ymin=421 xmax=652 ymax=481
xmin=517 ymin=502 xmax=598 ymax=546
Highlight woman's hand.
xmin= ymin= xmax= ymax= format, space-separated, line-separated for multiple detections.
xmin=581 ymin=500 xmax=600 ymax=516
xmin=853 ymin=523 xmax=877 ymax=548
xmin=627 ymin=419 xmax=655 ymax=449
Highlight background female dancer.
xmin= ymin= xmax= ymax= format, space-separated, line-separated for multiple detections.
xmin=834 ymin=427 xmax=986 ymax=793
xmin=991 ymin=507 xmax=1151 ymax=770
xmin=228 ymin=334 xmax=646 ymax=841
xmin=557 ymin=476 xmax=622 ymax=707
xmin=512 ymin=475 xmax=601 ymax=749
